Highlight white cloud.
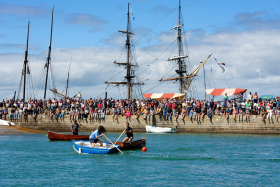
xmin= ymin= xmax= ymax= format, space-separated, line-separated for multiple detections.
xmin=0 ymin=3 xmax=49 ymax=17
xmin=1 ymin=16 xmax=280 ymax=100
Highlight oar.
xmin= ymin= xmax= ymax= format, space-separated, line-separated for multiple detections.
xmin=80 ymin=124 xmax=93 ymax=132
xmin=104 ymin=134 xmax=123 ymax=154
xmin=115 ymin=129 xmax=126 ymax=144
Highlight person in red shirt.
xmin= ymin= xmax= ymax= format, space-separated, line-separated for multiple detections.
xmin=171 ymin=102 xmax=177 ymax=115
xmin=196 ymin=100 xmax=201 ymax=109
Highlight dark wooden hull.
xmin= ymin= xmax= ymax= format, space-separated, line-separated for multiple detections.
xmin=48 ymin=131 xmax=90 ymax=141
xmin=114 ymin=139 xmax=146 ymax=150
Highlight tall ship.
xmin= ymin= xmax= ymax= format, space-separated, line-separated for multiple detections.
xmin=105 ymin=3 xmax=144 ymax=100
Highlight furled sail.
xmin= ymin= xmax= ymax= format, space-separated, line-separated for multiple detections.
xmin=183 ymin=54 xmax=212 ymax=94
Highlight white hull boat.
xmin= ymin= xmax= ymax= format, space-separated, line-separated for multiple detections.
xmin=145 ymin=125 xmax=177 ymax=133
xmin=0 ymin=120 xmax=15 ymax=126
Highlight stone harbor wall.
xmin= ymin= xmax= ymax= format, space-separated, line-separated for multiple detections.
xmin=9 ymin=114 xmax=280 ymax=134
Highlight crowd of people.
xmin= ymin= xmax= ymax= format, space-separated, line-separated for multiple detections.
xmin=0 ymin=91 xmax=279 ymax=122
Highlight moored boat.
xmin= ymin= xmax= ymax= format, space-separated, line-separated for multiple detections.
xmin=145 ymin=125 xmax=177 ymax=133
xmin=0 ymin=120 xmax=15 ymax=126
xmin=48 ymin=131 xmax=90 ymax=141
xmin=72 ymin=140 xmax=121 ymax=154
xmin=114 ymin=139 xmax=146 ymax=150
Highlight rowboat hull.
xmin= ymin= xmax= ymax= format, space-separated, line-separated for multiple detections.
xmin=48 ymin=131 xmax=90 ymax=141
xmin=72 ymin=140 xmax=121 ymax=154
xmin=0 ymin=119 xmax=15 ymax=126
xmin=114 ymin=139 xmax=146 ymax=150
xmin=145 ymin=125 xmax=177 ymax=133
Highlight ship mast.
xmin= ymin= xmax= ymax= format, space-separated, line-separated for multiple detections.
xmin=66 ymin=57 xmax=71 ymax=98
xmin=161 ymin=0 xmax=187 ymax=93
xmin=23 ymin=21 xmax=30 ymax=101
xmin=44 ymin=5 xmax=54 ymax=100
xmin=17 ymin=21 xmax=31 ymax=101
xmin=105 ymin=3 xmax=144 ymax=99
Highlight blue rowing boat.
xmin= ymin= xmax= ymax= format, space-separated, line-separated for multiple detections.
xmin=72 ymin=140 xmax=122 ymax=154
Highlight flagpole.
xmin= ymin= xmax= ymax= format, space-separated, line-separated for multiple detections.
xmin=203 ymin=64 xmax=206 ymax=101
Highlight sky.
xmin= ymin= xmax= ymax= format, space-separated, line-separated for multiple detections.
xmin=0 ymin=0 xmax=280 ymax=100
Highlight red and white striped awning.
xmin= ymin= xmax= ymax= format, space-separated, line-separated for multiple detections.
xmin=205 ymin=88 xmax=247 ymax=96
xmin=143 ymin=93 xmax=186 ymax=99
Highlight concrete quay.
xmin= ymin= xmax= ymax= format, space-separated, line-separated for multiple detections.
xmin=8 ymin=114 xmax=280 ymax=134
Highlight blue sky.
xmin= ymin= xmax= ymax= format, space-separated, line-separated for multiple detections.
xmin=0 ymin=0 xmax=280 ymax=100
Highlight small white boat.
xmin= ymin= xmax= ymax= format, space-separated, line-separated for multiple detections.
xmin=72 ymin=140 xmax=122 ymax=154
xmin=0 ymin=120 xmax=15 ymax=126
xmin=145 ymin=125 xmax=177 ymax=133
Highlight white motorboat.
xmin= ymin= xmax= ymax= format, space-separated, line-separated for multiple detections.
xmin=0 ymin=120 xmax=15 ymax=126
xmin=145 ymin=125 xmax=177 ymax=133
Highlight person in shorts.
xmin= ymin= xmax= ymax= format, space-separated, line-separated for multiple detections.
xmin=123 ymin=122 xmax=133 ymax=143
xmin=89 ymin=125 xmax=106 ymax=147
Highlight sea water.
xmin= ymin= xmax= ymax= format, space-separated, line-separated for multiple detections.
xmin=0 ymin=132 xmax=280 ymax=186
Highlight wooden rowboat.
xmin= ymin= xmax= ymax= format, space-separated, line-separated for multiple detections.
xmin=48 ymin=131 xmax=90 ymax=141
xmin=114 ymin=139 xmax=146 ymax=150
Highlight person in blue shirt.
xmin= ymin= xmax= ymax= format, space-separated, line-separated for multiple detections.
xmin=225 ymin=107 xmax=230 ymax=121
xmin=89 ymin=125 xmax=106 ymax=148
xmin=4 ymin=108 xmax=8 ymax=120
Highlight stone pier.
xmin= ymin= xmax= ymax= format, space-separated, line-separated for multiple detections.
xmin=9 ymin=114 xmax=280 ymax=134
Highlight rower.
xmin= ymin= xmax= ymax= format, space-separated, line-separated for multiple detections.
xmin=89 ymin=125 xmax=106 ymax=148
xmin=122 ymin=122 xmax=133 ymax=144
xmin=71 ymin=119 xmax=80 ymax=135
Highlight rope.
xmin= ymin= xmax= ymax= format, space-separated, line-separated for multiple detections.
xmin=54 ymin=14 xmax=126 ymax=88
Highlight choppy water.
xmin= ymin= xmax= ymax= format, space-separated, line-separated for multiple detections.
xmin=1 ymin=132 xmax=280 ymax=186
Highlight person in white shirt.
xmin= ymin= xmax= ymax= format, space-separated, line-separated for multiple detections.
xmin=18 ymin=108 xmax=23 ymax=119
xmin=267 ymin=107 xmax=273 ymax=120
xmin=247 ymin=92 xmax=253 ymax=101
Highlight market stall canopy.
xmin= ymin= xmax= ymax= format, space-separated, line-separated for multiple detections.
xmin=205 ymin=88 xmax=247 ymax=96
xmin=143 ymin=93 xmax=186 ymax=100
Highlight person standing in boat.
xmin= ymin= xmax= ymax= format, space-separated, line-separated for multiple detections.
xmin=123 ymin=122 xmax=133 ymax=143
xmin=89 ymin=125 xmax=106 ymax=147
xmin=71 ymin=119 xmax=80 ymax=135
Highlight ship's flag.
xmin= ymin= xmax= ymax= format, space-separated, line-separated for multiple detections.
xmin=214 ymin=57 xmax=226 ymax=75
xmin=131 ymin=9 xmax=135 ymax=20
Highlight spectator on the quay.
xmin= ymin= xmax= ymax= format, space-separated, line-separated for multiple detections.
xmin=181 ymin=107 xmax=187 ymax=120
xmin=0 ymin=108 xmax=3 ymax=119
xmin=261 ymin=107 xmax=267 ymax=121
xmin=238 ymin=108 xmax=243 ymax=122
xmin=253 ymin=92 xmax=258 ymax=103
xmin=232 ymin=108 xmax=238 ymax=121
xmin=55 ymin=107 xmax=61 ymax=120
xmin=10 ymin=107 xmax=15 ymax=121
xmin=24 ymin=110 xmax=28 ymax=122
xmin=60 ymin=107 xmax=66 ymax=120
xmin=125 ymin=109 xmax=131 ymax=120
xmin=167 ymin=107 xmax=172 ymax=121
xmin=225 ymin=107 xmax=230 ymax=121
xmin=33 ymin=107 xmax=38 ymax=122
xmin=247 ymin=92 xmax=253 ymax=101
xmin=143 ymin=108 xmax=149 ymax=120
xmin=3 ymin=108 xmax=8 ymax=120
xmin=223 ymin=93 xmax=228 ymax=108
xmin=207 ymin=108 xmax=213 ymax=122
